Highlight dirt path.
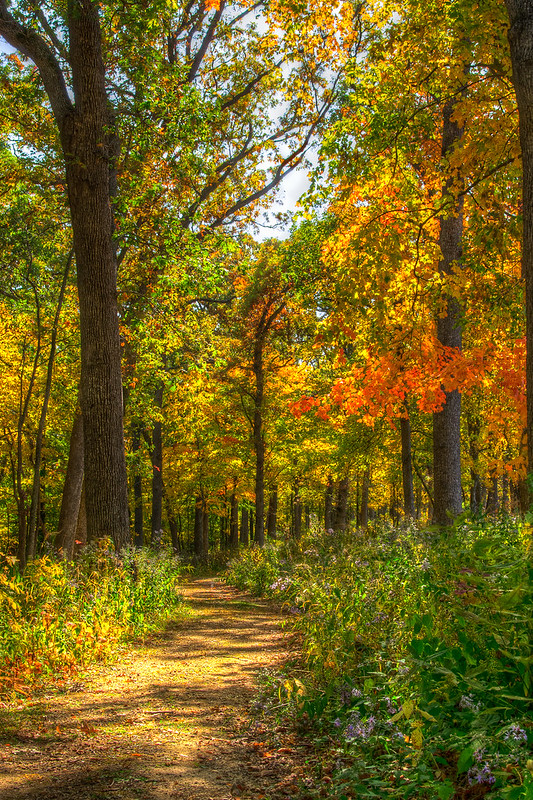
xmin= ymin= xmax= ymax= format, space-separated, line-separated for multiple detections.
xmin=0 ymin=578 xmax=310 ymax=800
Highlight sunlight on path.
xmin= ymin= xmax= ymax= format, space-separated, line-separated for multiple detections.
xmin=0 ymin=578 xmax=303 ymax=800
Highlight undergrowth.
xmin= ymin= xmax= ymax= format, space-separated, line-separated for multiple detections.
xmin=225 ymin=517 xmax=533 ymax=799
xmin=0 ymin=540 xmax=186 ymax=697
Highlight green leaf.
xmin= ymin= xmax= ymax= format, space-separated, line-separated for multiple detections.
xmin=457 ymin=744 xmax=475 ymax=774
xmin=436 ymin=782 xmax=455 ymax=800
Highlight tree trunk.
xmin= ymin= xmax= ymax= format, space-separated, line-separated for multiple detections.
xmin=506 ymin=1 xmax=533 ymax=493
xmin=293 ymin=481 xmax=302 ymax=540
xmin=240 ymin=507 xmax=249 ymax=546
xmin=202 ymin=508 xmax=209 ymax=560
xmin=229 ymin=488 xmax=239 ymax=549
xmin=64 ymin=5 xmax=130 ymax=548
xmin=55 ymin=406 xmax=84 ymax=558
xmin=253 ymin=337 xmax=265 ymax=547
xmin=432 ymin=99 xmax=465 ymax=526
xmin=28 ymin=251 xmax=72 ymax=560
xmin=132 ymin=426 xmax=144 ymax=548
xmin=267 ymin=487 xmax=278 ymax=539
xmin=151 ymin=384 xmax=164 ymax=547
xmin=324 ymin=475 xmax=334 ymax=531
xmin=360 ymin=470 xmax=370 ymax=529
xmin=194 ymin=496 xmax=203 ymax=559
xmin=400 ymin=415 xmax=416 ymax=517
xmin=334 ymin=477 xmax=349 ymax=531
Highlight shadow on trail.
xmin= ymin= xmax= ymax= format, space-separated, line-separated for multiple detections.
xmin=0 ymin=578 xmax=293 ymax=800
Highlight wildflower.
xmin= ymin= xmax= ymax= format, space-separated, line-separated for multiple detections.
xmin=504 ymin=724 xmax=528 ymax=744
xmin=420 ymin=558 xmax=431 ymax=571
xmin=458 ymin=694 xmax=481 ymax=713
xmin=467 ymin=762 xmax=495 ymax=786
xmin=333 ymin=718 xmax=342 ymax=728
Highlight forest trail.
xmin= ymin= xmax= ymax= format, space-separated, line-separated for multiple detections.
xmin=0 ymin=578 xmax=309 ymax=800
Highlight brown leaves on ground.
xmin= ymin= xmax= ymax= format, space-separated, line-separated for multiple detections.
xmin=0 ymin=578 xmax=313 ymax=800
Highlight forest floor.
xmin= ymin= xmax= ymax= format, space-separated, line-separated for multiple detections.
xmin=0 ymin=578 xmax=315 ymax=800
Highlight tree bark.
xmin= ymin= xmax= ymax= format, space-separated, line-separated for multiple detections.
xmin=360 ymin=470 xmax=370 ymax=529
xmin=151 ymin=384 xmax=164 ymax=547
xmin=506 ymin=0 xmax=533 ymax=493
xmin=194 ymin=496 xmax=204 ymax=559
xmin=293 ymin=484 xmax=302 ymax=540
xmin=28 ymin=250 xmax=72 ymax=560
xmin=334 ymin=477 xmax=349 ymax=531
xmin=400 ymin=415 xmax=416 ymax=517
xmin=229 ymin=487 xmax=239 ymax=549
xmin=0 ymin=2 xmax=130 ymax=549
xmin=253 ymin=336 xmax=265 ymax=547
xmin=55 ymin=406 xmax=84 ymax=558
xmin=324 ymin=475 xmax=334 ymax=531
xmin=267 ymin=487 xmax=278 ymax=539
xmin=132 ymin=426 xmax=144 ymax=547
xmin=432 ymin=99 xmax=465 ymax=526
xmin=240 ymin=507 xmax=249 ymax=546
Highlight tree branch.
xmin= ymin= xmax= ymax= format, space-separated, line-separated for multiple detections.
xmin=0 ymin=1 xmax=72 ymax=125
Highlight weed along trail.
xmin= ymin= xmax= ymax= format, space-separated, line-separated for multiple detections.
xmin=0 ymin=578 xmax=307 ymax=800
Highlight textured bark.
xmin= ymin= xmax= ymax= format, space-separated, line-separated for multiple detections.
xmin=324 ymin=475 xmax=334 ymax=531
xmin=0 ymin=2 xmax=130 ymax=549
xmin=55 ymin=407 xmax=84 ymax=558
xmin=151 ymin=385 xmax=164 ymax=546
xmin=267 ymin=487 xmax=278 ymax=539
xmin=334 ymin=477 xmax=349 ymax=531
xmin=253 ymin=337 xmax=265 ymax=547
xmin=400 ymin=416 xmax=416 ymax=517
xmin=132 ymin=426 xmax=144 ymax=548
xmin=360 ymin=470 xmax=370 ymax=529
xmin=28 ymin=251 xmax=72 ymax=560
xmin=202 ymin=509 xmax=209 ymax=558
xmin=293 ymin=482 xmax=302 ymax=540
xmin=194 ymin=496 xmax=204 ymax=559
xmin=506 ymin=0 xmax=533 ymax=489
xmin=240 ymin=507 xmax=249 ymax=546
xmin=229 ymin=488 xmax=239 ymax=549
xmin=432 ymin=100 xmax=465 ymax=526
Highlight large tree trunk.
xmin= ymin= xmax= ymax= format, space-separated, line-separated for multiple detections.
xmin=432 ymin=99 xmax=465 ymax=526
xmin=55 ymin=406 xmax=85 ymax=558
xmin=151 ymin=384 xmax=164 ymax=546
xmin=0 ymin=3 xmax=131 ymax=549
xmin=506 ymin=1 xmax=533 ymax=491
xmin=400 ymin=415 xmax=416 ymax=517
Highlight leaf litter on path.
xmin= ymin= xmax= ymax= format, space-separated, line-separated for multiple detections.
xmin=0 ymin=577 xmax=311 ymax=800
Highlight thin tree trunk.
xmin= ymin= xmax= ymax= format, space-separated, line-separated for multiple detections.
xmin=151 ymin=384 xmax=164 ymax=547
xmin=132 ymin=425 xmax=144 ymax=547
xmin=267 ymin=486 xmax=278 ymax=539
xmin=253 ymin=337 xmax=265 ymax=547
xmin=194 ymin=495 xmax=203 ymax=559
xmin=400 ymin=415 xmax=416 ymax=517
xmin=202 ymin=508 xmax=209 ymax=560
xmin=360 ymin=470 xmax=370 ymax=529
xmin=28 ymin=250 xmax=72 ymax=560
xmin=324 ymin=475 xmax=334 ymax=531
xmin=240 ymin=507 xmax=249 ymax=546
xmin=55 ymin=406 xmax=84 ymax=558
xmin=432 ymin=99 xmax=465 ymax=526
xmin=229 ymin=487 xmax=239 ymax=549
xmin=293 ymin=481 xmax=302 ymax=540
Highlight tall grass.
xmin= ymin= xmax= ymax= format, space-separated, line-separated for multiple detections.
xmin=0 ymin=541 xmax=185 ymax=696
xmin=225 ymin=518 xmax=533 ymax=799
